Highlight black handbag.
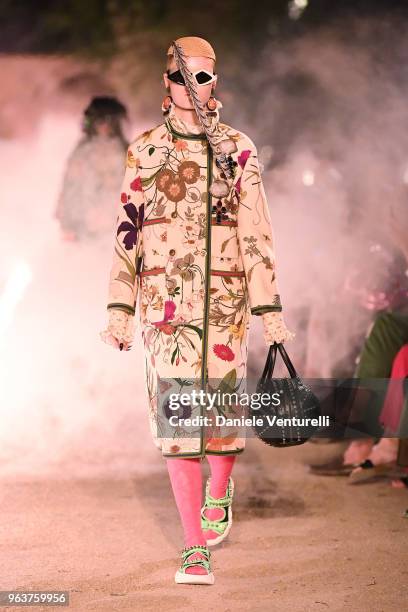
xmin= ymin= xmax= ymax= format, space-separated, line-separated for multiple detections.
xmin=250 ymin=342 xmax=321 ymax=447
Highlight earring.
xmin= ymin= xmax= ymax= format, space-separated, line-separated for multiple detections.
xmin=162 ymin=94 xmax=173 ymax=113
xmin=206 ymin=96 xmax=217 ymax=111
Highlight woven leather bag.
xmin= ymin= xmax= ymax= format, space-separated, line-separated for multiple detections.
xmin=250 ymin=342 xmax=321 ymax=447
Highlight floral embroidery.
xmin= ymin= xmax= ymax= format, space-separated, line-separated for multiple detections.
xmin=238 ymin=149 xmax=251 ymax=169
xmin=213 ymin=343 xmax=235 ymax=361
xmin=130 ymin=176 xmax=143 ymax=191
xmin=155 ymin=322 xmax=176 ymax=335
xmin=156 ymin=168 xmax=174 ymax=192
xmin=174 ymin=139 xmax=188 ymax=152
xmin=127 ymin=149 xmax=139 ymax=168
xmin=228 ymin=323 xmax=245 ymax=340
xmin=178 ymin=160 xmax=200 ymax=184
xmin=171 ymin=253 xmax=196 ymax=282
xmin=164 ymin=175 xmax=186 ymax=202
xmin=152 ymin=300 xmax=177 ymax=326
xmin=117 ymin=201 xmax=144 ymax=250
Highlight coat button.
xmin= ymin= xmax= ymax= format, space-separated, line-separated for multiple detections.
xmin=169 ymin=248 xmax=176 ymax=255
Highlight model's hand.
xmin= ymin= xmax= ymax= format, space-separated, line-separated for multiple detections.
xmin=100 ymin=309 xmax=135 ymax=351
xmin=262 ymin=311 xmax=296 ymax=345
xmin=100 ymin=329 xmax=132 ymax=351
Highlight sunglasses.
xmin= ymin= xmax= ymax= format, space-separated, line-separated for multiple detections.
xmin=166 ymin=68 xmax=217 ymax=87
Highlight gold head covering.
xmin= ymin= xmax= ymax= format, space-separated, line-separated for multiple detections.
xmin=167 ymin=36 xmax=216 ymax=61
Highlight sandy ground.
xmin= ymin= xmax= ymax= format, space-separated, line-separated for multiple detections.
xmin=1 ymin=440 xmax=407 ymax=612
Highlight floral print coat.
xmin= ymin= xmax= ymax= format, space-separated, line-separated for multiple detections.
xmin=105 ymin=106 xmax=284 ymax=458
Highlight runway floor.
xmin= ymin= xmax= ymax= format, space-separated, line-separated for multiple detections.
xmin=1 ymin=440 xmax=406 ymax=611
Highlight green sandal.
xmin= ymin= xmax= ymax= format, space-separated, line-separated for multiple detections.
xmin=174 ymin=544 xmax=215 ymax=585
xmin=201 ymin=476 xmax=234 ymax=546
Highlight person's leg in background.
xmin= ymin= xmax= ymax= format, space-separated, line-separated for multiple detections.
xmin=202 ymin=454 xmax=236 ymax=541
xmin=345 ymin=312 xmax=408 ymax=459
xmin=346 ymin=330 xmax=408 ymax=483
xmin=166 ymin=457 xmax=207 ymax=576
xmin=355 ymin=313 xmax=408 ymax=379
xmin=357 ymin=344 xmax=408 ymax=467
xmin=392 ymin=436 xmax=408 ymax=488
xmin=379 ymin=344 xmax=408 ymax=433
xmin=310 ymin=311 xmax=408 ymax=475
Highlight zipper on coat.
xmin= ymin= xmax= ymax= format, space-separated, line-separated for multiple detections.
xmin=198 ymin=141 xmax=213 ymax=457
xmin=201 ymin=143 xmax=213 ymax=391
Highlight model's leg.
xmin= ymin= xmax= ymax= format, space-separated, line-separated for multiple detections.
xmin=207 ymin=454 xmax=236 ymax=497
xmin=166 ymin=457 xmax=207 ymax=575
xmin=202 ymin=454 xmax=236 ymax=541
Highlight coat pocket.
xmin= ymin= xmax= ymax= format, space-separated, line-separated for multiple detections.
xmin=139 ymin=216 xmax=170 ymax=324
xmin=142 ymin=216 xmax=168 ymax=269
xmin=209 ymin=255 xmax=250 ymax=324
xmin=211 ymin=220 xmax=240 ymax=260
xmin=140 ymin=260 xmax=203 ymax=324
xmin=139 ymin=267 xmax=167 ymax=324
xmin=163 ymin=219 xmax=205 ymax=320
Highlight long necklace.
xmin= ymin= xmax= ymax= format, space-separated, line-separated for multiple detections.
xmin=171 ymin=39 xmax=238 ymax=199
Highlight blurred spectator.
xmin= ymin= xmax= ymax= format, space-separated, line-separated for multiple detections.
xmin=55 ymin=96 xmax=128 ymax=242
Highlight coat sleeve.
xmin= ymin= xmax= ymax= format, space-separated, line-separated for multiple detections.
xmin=106 ymin=143 xmax=144 ymax=317
xmin=237 ymin=139 xmax=283 ymax=316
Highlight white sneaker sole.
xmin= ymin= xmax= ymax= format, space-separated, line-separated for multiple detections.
xmin=174 ymin=570 xmax=215 ymax=585
xmin=202 ymin=477 xmax=234 ymax=547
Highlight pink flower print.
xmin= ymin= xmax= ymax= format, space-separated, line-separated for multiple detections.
xmin=152 ymin=300 xmax=177 ymax=328
xmin=130 ymin=176 xmax=143 ymax=192
xmin=238 ymin=149 xmax=251 ymax=169
xmin=213 ymin=343 xmax=235 ymax=361
xmin=171 ymin=313 xmax=188 ymax=325
xmin=155 ymin=323 xmax=176 ymax=335
xmin=164 ymin=300 xmax=176 ymax=320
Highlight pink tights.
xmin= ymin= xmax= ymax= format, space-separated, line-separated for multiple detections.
xmin=166 ymin=454 xmax=236 ymax=575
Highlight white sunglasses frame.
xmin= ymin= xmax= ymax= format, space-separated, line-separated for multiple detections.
xmin=167 ymin=68 xmax=217 ymax=87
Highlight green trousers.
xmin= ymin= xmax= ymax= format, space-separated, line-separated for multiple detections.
xmin=355 ymin=310 xmax=408 ymax=378
xmin=353 ymin=308 xmax=408 ymax=460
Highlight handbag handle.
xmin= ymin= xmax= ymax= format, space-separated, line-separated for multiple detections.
xmin=260 ymin=342 xmax=298 ymax=382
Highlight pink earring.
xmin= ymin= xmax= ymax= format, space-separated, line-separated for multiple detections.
xmin=206 ymin=96 xmax=217 ymax=111
xmin=162 ymin=94 xmax=173 ymax=113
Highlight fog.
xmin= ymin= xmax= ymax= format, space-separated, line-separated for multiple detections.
xmin=1 ymin=16 xmax=407 ymax=476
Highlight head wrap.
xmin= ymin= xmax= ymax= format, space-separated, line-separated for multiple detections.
xmin=167 ymin=36 xmax=216 ymax=61
xmin=168 ymin=38 xmax=237 ymax=198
